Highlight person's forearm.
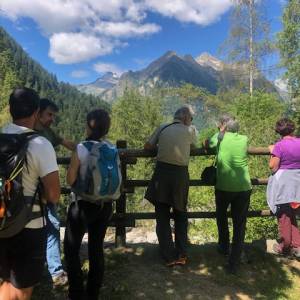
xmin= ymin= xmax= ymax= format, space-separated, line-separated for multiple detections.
xmin=62 ymin=139 xmax=76 ymax=151
xmin=41 ymin=171 xmax=60 ymax=204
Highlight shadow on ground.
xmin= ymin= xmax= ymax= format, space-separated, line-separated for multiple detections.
xmin=32 ymin=242 xmax=300 ymax=300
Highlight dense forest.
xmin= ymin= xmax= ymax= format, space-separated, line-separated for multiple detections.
xmin=0 ymin=0 xmax=299 ymax=242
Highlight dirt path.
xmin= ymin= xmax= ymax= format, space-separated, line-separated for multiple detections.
xmin=34 ymin=228 xmax=300 ymax=300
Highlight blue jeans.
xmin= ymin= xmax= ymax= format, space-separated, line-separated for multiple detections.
xmin=46 ymin=203 xmax=64 ymax=278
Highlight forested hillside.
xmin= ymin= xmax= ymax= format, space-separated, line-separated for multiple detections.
xmin=0 ymin=27 xmax=109 ymax=147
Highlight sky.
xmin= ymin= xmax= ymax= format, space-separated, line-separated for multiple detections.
xmin=0 ymin=0 xmax=285 ymax=85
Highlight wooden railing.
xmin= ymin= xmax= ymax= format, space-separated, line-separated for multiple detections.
xmin=58 ymin=141 xmax=272 ymax=247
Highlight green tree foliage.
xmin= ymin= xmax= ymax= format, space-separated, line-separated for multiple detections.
xmin=159 ymin=83 xmax=221 ymax=130
xmin=110 ymin=89 xmax=164 ymax=211
xmin=162 ymin=83 xmax=208 ymax=103
xmin=278 ymin=0 xmax=300 ymax=99
xmin=0 ymin=50 xmax=21 ymax=126
xmin=110 ymin=89 xmax=164 ymax=148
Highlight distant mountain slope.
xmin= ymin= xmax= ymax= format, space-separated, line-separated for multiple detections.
xmin=102 ymin=51 xmax=220 ymax=101
xmin=123 ymin=51 xmax=219 ymax=93
xmin=274 ymin=78 xmax=289 ymax=100
xmin=77 ymin=51 xmax=278 ymax=102
xmin=77 ymin=72 xmax=119 ymax=96
xmin=0 ymin=27 xmax=109 ymax=143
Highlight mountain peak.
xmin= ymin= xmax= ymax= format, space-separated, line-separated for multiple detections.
xmin=196 ymin=52 xmax=223 ymax=71
xmin=77 ymin=71 xmax=119 ymax=96
xmin=99 ymin=72 xmax=119 ymax=80
xmin=162 ymin=50 xmax=178 ymax=59
xmin=183 ymin=54 xmax=197 ymax=63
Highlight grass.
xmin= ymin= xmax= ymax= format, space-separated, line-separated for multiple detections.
xmin=31 ymin=241 xmax=300 ymax=300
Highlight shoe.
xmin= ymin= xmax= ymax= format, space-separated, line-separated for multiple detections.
xmin=175 ymin=256 xmax=187 ymax=266
xmin=165 ymin=260 xmax=177 ymax=267
xmin=272 ymin=243 xmax=288 ymax=256
xmin=53 ymin=271 xmax=68 ymax=287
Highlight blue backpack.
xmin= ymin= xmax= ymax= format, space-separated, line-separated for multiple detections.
xmin=73 ymin=140 xmax=122 ymax=203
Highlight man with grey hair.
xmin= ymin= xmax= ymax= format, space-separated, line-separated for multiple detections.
xmin=206 ymin=114 xmax=251 ymax=274
xmin=144 ymin=105 xmax=198 ymax=266
xmin=217 ymin=114 xmax=240 ymax=133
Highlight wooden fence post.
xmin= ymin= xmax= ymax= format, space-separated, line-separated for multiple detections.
xmin=115 ymin=140 xmax=127 ymax=247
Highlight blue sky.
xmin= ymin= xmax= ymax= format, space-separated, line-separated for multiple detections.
xmin=0 ymin=0 xmax=285 ymax=84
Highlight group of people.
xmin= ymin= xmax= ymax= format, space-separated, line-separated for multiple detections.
xmin=0 ymin=87 xmax=111 ymax=300
xmin=145 ymin=109 xmax=300 ymax=275
xmin=0 ymin=87 xmax=300 ymax=300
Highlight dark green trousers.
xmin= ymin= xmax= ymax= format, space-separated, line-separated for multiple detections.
xmin=155 ymin=202 xmax=188 ymax=262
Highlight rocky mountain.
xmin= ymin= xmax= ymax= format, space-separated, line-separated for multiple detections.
xmin=274 ymin=78 xmax=289 ymax=100
xmin=76 ymin=51 xmax=278 ymax=102
xmin=196 ymin=52 xmax=224 ymax=71
xmin=77 ymin=72 xmax=119 ymax=96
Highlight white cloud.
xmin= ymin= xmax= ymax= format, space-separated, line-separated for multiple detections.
xmin=95 ymin=21 xmax=161 ymax=38
xmin=49 ymin=33 xmax=114 ymax=64
xmin=93 ymin=62 xmax=124 ymax=75
xmin=84 ymin=0 xmax=146 ymax=22
xmin=145 ymin=0 xmax=233 ymax=25
xmin=71 ymin=70 xmax=90 ymax=78
xmin=0 ymin=0 xmax=233 ymax=64
xmin=0 ymin=0 xmax=91 ymax=34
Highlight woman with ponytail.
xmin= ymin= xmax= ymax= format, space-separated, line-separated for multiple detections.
xmin=64 ymin=109 xmax=113 ymax=300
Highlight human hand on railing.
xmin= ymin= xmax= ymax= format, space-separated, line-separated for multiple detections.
xmin=202 ymin=139 xmax=209 ymax=153
xmin=268 ymin=145 xmax=274 ymax=154
xmin=218 ymin=124 xmax=226 ymax=133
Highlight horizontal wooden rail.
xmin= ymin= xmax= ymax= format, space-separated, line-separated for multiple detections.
xmin=60 ymin=178 xmax=268 ymax=195
xmin=114 ymin=210 xmax=274 ymax=220
xmin=57 ymin=146 xmax=270 ymax=165
xmin=118 ymin=147 xmax=270 ymax=158
xmin=126 ymin=178 xmax=268 ymax=187
xmin=58 ymin=143 xmax=272 ymax=246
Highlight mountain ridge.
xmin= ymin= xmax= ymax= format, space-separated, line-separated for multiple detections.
xmin=76 ymin=50 xmax=278 ymax=101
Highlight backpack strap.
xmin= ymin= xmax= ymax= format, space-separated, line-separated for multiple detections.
xmin=7 ymin=132 xmax=39 ymax=182
xmin=19 ymin=132 xmax=40 ymax=182
xmin=213 ymin=132 xmax=225 ymax=167
xmin=158 ymin=121 xmax=181 ymax=136
xmin=15 ymin=132 xmax=44 ymax=224
xmin=82 ymin=140 xmax=99 ymax=152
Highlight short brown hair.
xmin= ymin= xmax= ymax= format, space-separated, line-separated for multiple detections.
xmin=275 ymin=118 xmax=295 ymax=136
